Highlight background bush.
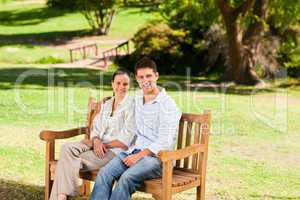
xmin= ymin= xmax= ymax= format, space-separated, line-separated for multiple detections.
xmin=119 ymin=23 xmax=208 ymax=75
xmin=46 ymin=0 xmax=78 ymax=10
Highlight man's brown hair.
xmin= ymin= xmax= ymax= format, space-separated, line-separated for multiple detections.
xmin=134 ymin=57 xmax=157 ymax=74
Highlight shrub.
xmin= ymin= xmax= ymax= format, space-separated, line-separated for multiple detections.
xmin=46 ymin=0 xmax=78 ymax=10
xmin=119 ymin=23 xmax=206 ymax=75
xmin=278 ymin=29 xmax=300 ymax=77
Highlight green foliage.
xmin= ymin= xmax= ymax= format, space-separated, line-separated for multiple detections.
xmin=123 ymin=0 xmax=161 ymax=7
xmin=218 ymin=0 xmax=300 ymax=34
xmin=268 ymin=1 xmax=300 ymax=77
xmin=77 ymin=0 xmax=119 ymax=10
xmin=279 ymin=33 xmax=300 ymax=77
xmin=160 ymin=0 xmax=218 ymax=33
xmin=269 ymin=0 xmax=300 ymax=32
xmin=46 ymin=0 xmax=78 ymax=10
xmin=132 ymin=0 xmax=300 ymax=77
xmin=125 ymin=0 xmax=220 ymax=75
xmin=126 ymin=0 xmax=219 ymax=75
xmin=134 ymin=23 xmax=185 ymax=57
xmin=125 ymin=23 xmax=206 ymax=74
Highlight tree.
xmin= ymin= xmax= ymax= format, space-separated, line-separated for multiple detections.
xmin=157 ymin=0 xmax=300 ymax=84
xmin=47 ymin=0 xmax=121 ymax=35
xmin=217 ymin=0 xmax=300 ymax=84
xmin=77 ymin=0 xmax=121 ymax=35
xmin=218 ymin=0 xmax=261 ymax=84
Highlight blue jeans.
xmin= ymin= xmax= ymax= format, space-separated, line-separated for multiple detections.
xmin=90 ymin=151 xmax=162 ymax=200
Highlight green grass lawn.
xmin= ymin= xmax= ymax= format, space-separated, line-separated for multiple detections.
xmin=0 ymin=64 xmax=300 ymax=200
xmin=0 ymin=1 xmax=300 ymax=200
xmin=0 ymin=0 xmax=157 ymax=64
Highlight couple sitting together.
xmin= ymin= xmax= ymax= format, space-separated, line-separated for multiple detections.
xmin=50 ymin=57 xmax=182 ymax=200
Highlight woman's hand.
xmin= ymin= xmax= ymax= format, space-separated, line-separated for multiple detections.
xmin=80 ymin=139 xmax=93 ymax=148
xmin=93 ymin=137 xmax=107 ymax=158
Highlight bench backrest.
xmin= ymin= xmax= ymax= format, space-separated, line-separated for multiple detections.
xmin=86 ymin=97 xmax=210 ymax=174
xmin=176 ymin=112 xmax=210 ymax=173
xmin=86 ymin=97 xmax=110 ymax=138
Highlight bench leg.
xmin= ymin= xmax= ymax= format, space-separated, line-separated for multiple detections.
xmin=95 ymin=44 xmax=98 ymax=56
xmin=103 ymin=52 xmax=108 ymax=67
xmin=70 ymin=50 xmax=73 ymax=63
xmin=45 ymin=175 xmax=53 ymax=200
xmin=83 ymin=47 xmax=87 ymax=59
xmin=127 ymin=42 xmax=129 ymax=54
xmin=152 ymin=194 xmax=161 ymax=200
xmin=45 ymin=141 xmax=55 ymax=200
xmin=80 ymin=180 xmax=90 ymax=199
xmin=196 ymin=184 xmax=205 ymax=200
xmin=162 ymin=191 xmax=172 ymax=200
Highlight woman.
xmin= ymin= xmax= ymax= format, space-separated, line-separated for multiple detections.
xmin=50 ymin=69 xmax=136 ymax=200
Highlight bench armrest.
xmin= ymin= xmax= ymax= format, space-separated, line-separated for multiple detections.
xmin=39 ymin=127 xmax=88 ymax=141
xmin=158 ymin=144 xmax=206 ymax=162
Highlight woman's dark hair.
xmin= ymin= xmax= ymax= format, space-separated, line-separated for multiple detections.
xmin=112 ymin=68 xmax=131 ymax=82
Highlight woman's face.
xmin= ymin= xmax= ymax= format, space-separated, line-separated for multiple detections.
xmin=112 ymin=74 xmax=130 ymax=98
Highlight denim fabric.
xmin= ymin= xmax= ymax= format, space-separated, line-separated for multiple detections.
xmin=90 ymin=151 xmax=162 ymax=200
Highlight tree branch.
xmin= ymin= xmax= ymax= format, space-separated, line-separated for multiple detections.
xmin=218 ymin=0 xmax=234 ymax=16
xmin=244 ymin=0 xmax=269 ymax=42
xmin=234 ymin=0 xmax=255 ymax=17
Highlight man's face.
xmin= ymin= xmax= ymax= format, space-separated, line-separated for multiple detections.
xmin=135 ymin=67 xmax=159 ymax=94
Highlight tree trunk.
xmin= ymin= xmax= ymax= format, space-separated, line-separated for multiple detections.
xmin=244 ymin=0 xmax=269 ymax=41
xmin=104 ymin=10 xmax=115 ymax=35
xmin=243 ymin=0 xmax=280 ymax=79
xmin=218 ymin=0 xmax=261 ymax=85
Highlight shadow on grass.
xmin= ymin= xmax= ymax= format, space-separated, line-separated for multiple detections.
xmin=0 ymin=7 xmax=71 ymax=26
xmin=0 ymin=67 xmax=279 ymax=95
xmin=0 ymin=179 xmax=44 ymax=200
xmin=0 ymin=67 xmax=115 ymax=90
xmin=157 ymin=76 xmax=277 ymax=94
xmin=0 ymin=30 xmax=94 ymax=47
xmin=0 ymin=5 xmax=96 ymax=46
xmin=0 ymin=179 xmax=91 ymax=200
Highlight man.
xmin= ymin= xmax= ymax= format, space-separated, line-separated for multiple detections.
xmin=90 ymin=57 xmax=181 ymax=200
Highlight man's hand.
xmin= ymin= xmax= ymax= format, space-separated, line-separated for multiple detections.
xmin=93 ymin=138 xmax=107 ymax=158
xmin=122 ymin=153 xmax=143 ymax=167
xmin=122 ymin=149 xmax=153 ymax=167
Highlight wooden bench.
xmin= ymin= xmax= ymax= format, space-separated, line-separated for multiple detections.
xmin=69 ymin=43 xmax=98 ymax=63
xmin=68 ymin=41 xmax=130 ymax=68
xmin=102 ymin=40 xmax=130 ymax=67
xmin=40 ymin=97 xmax=211 ymax=200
